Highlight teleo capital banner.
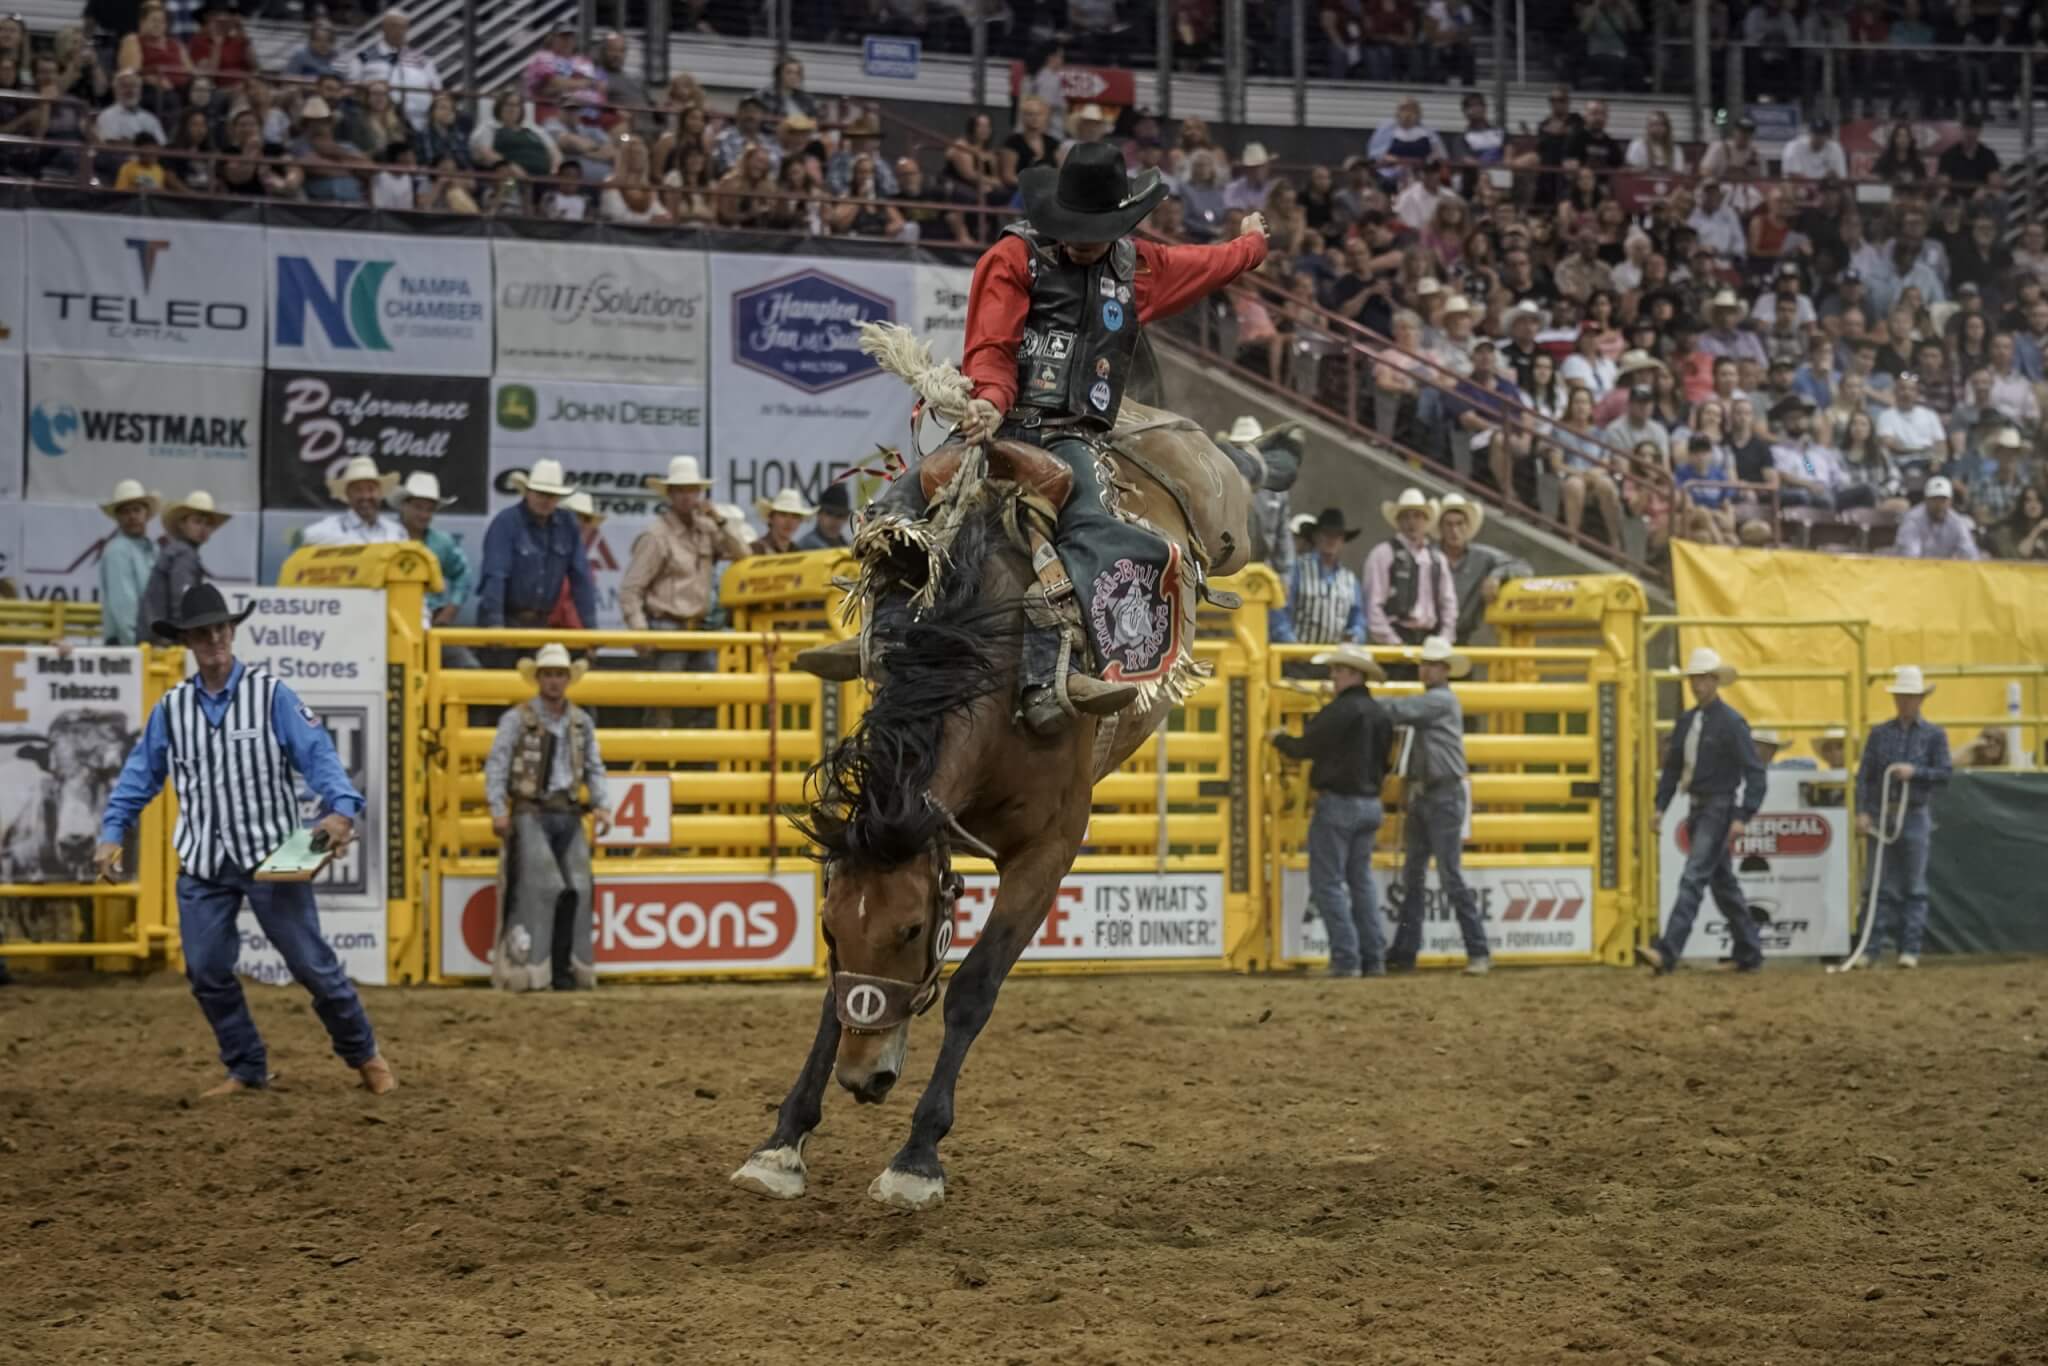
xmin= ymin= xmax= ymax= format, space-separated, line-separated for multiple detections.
xmin=263 ymin=370 xmax=492 ymax=514
xmin=0 ymin=212 xmax=22 ymax=355
xmin=493 ymin=240 xmax=708 ymax=384
xmin=707 ymin=252 xmax=918 ymax=507
xmin=0 ymin=646 xmax=145 ymax=885
xmin=268 ymin=228 xmax=493 ymax=376
xmin=1658 ymin=769 xmax=1852 ymax=959
xmin=26 ymin=357 xmax=262 ymax=509
xmin=1279 ymin=863 xmax=1597 ymax=961
xmin=26 ymin=213 xmax=266 ymax=366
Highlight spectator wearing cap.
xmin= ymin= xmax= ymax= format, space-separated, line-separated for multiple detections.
xmin=712 ymin=97 xmax=777 ymax=176
xmin=1363 ymin=489 xmax=1457 ymax=650
xmin=1699 ymin=291 xmax=1768 ymax=367
xmin=1269 ymin=645 xmax=1394 ymax=977
xmin=1561 ymin=321 xmax=1619 ymax=399
xmin=1894 ymin=476 xmax=1981 ymax=560
xmin=1952 ymin=426 xmax=2035 ymax=526
xmin=134 ymin=491 xmax=229 ymax=649
xmin=1936 ymin=112 xmax=2002 ymax=193
xmin=1876 ymin=372 xmax=1948 ymax=467
xmin=301 ymin=456 xmax=410 ymax=546
xmin=1769 ymin=393 xmax=1857 ymax=509
xmin=1553 ymin=230 xmax=1615 ymax=306
xmin=476 ymin=460 xmax=597 ymax=658
xmin=1819 ymin=268 xmax=1868 ymax=327
xmin=1272 ymin=508 xmax=1366 ymax=649
xmin=1223 ymin=142 xmax=1272 ymax=214
xmin=1444 ymin=340 xmax=1531 ymax=497
xmin=1366 ymin=97 xmax=1447 ymax=172
xmin=1851 ymin=665 xmax=1952 ymax=970
xmin=1780 ymin=117 xmax=1846 ymax=181
xmin=1751 ymin=261 xmax=1817 ymax=329
xmin=1674 ymin=433 xmax=1739 ymax=545
xmin=796 ymin=483 xmax=854 ymax=550
xmin=1392 ymin=157 xmax=1459 ymax=234
xmin=827 ymin=112 xmax=897 ymax=196
xmin=1434 ymin=494 xmax=1529 ymax=647
xmin=1603 ymin=383 xmax=1670 ymax=465
xmin=98 ymin=480 xmax=161 ymax=648
xmin=350 ymin=8 xmax=442 ymax=128
xmin=1687 ymin=181 xmax=1747 ymax=262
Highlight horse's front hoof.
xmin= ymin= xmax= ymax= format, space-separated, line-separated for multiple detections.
xmin=868 ymin=1166 xmax=946 ymax=1211
xmin=731 ymin=1144 xmax=808 ymax=1200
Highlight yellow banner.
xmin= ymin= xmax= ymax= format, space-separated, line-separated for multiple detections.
xmin=1670 ymin=542 xmax=2048 ymax=762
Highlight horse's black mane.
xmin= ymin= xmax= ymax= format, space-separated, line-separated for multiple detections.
xmin=795 ymin=502 xmax=1019 ymax=871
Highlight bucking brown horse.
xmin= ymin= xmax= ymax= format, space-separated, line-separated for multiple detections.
xmin=731 ymin=381 xmax=1252 ymax=1210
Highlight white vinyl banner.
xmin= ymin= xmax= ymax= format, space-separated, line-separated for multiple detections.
xmin=911 ymin=263 xmax=972 ymax=366
xmin=492 ymin=240 xmax=709 ymax=383
xmin=26 ymin=213 xmax=266 ymax=365
xmin=1657 ymin=770 xmax=1853 ymax=959
xmin=706 ymin=252 xmax=919 ymax=507
xmin=0 ymin=356 xmax=22 ymax=501
xmin=25 ymin=357 xmax=263 ymax=509
xmin=6 ymin=500 xmax=258 ymax=608
xmin=946 ymin=873 xmax=1227 ymax=961
xmin=214 ymin=586 xmax=391 ymax=985
xmin=268 ymin=228 xmax=493 ymax=376
xmin=1279 ymin=862 xmax=1597 ymax=961
xmin=0 ymin=646 xmax=146 ymax=885
xmin=438 ymin=872 xmax=817 ymax=977
xmin=0 ymin=213 xmax=22 ymax=355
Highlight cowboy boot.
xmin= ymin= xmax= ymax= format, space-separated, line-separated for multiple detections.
xmin=1020 ymin=674 xmax=1137 ymax=736
xmin=793 ymin=638 xmax=862 ymax=681
xmin=359 ymin=1056 xmax=399 ymax=1095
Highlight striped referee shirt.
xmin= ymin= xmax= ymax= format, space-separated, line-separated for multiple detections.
xmin=99 ymin=660 xmax=364 ymax=881
xmin=1272 ymin=558 xmax=1365 ymax=645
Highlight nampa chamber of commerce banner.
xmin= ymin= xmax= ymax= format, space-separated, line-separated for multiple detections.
xmin=1279 ymin=863 xmax=1598 ymax=961
xmin=493 ymin=240 xmax=708 ymax=385
xmin=25 ymin=213 xmax=266 ymax=367
xmin=26 ymin=357 xmax=262 ymax=509
xmin=267 ymin=228 xmax=493 ymax=377
xmin=0 ymin=646 xmax=146 ymax=885
xmin=263 ymin=369 xmax=492 ymax=514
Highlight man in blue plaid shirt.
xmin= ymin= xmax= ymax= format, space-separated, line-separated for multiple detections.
xmin=1852 ymin=665 xmax=1953 ymax=970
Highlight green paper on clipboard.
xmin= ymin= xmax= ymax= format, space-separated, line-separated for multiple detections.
xmin=254 ymin=828 xmax=336 ymax=883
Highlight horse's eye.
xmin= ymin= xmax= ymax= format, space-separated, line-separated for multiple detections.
xmin=899 ymin=922 xmax=923 ymax=945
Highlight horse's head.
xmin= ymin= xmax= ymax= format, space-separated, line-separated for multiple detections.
xmin=821 ymin=850 xmax=959 ymax=1104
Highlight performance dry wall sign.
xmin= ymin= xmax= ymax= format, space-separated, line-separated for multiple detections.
xmin=1657 ymin=770 xmax=1852 ymax=959
xmin=0 ymin=213 xmax=22 ymax=354
xmin=492 ymin=240 xmax=708 ymax=383
xmin=215 ymin=586 xmax=390 ymax=985
xmin=438 ymin=872 xmax=817 ymax=977
xmin=263 ymin=370 xmax=491 ymax=514
xmin=945 ymin=873 xmax=1227 ymax=962
xmin=0 ymin=646 xmax=145 ymax=885
xmin=26 ymin=213 xmax=266 ymax=366
xmin=0 ymin=357 xmax=22 ymax=502
xmin=2 ymin=500 xmax=258 ymax=606
xmin=1279 ymin=863 xmax=1597 ymax=961
xmin=707 ymin=252 xmax=917 ymax=506
xmin=268 ymin=228 xmax=493 ymax=376
xmin=25 ymin=357 xmax=262 ymax=509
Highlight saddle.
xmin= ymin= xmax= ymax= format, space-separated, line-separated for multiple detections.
xmin=918 ymin=440 xmax=1074 ymax=509
xmin=1102 ymin=400 xmax=1255 ymax=580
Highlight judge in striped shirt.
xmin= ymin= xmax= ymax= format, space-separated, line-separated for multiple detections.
xmin=92 ymin=583 xmax=396 ymax=1099
xmin=1270 ymin=507 xmax=1367 ymax=650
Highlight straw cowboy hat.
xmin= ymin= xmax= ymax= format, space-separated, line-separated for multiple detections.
xmin=1413 ymin=277 xmax=1444 ymax=298
xmin=1219 ymin=415 xmax=1265 ymax=446
xmin=564 ymin=490 xmax=605 ymax=523
xmin=1988 ymin=426 xmax=2025 ymax=450
xmin=100 ymin=478 xmax=162 ymax=521
xmin=1020 ymin=140 xmax=1166 ymax=243
xmin=151 ymin=581 xmax=254 ymax=645
xmin=162 ymin=489 xmax=232 ymax=528
xmin=1072 ymin=102 xmax=1109 ymax=125
xmin=391 ymin=470 xmax=455 ymax=507
xmin=1412 ymin=634 xmax=1472 ymax=678
xmin=1751 ymin=728 xmax=1786 ymax=747
xmin=326 ymin=455 xmax=401 ymax=502
xmin=300 ymin=95 xmax=333 ymax=121
xmin=509 ymin=459 xmax=575 ymax=497
xmin=1434 ymin=491 xmax=1484 ymax=536
xmin=1310 ymin=645 xmax=1388 ymax=682
xmin=1441 ymin=293 xmax=1474 ymax=316
xmin=1683 ymin=647 xmax=1738 ymax=684
xmin=1238 ymin=142 xmax=1271 ymax=167
xmin=516 ymin=641 xmax=589 ymax=685
xmin=645 ymin=455 xmax=713 ymax=491
xmin=755 ymin=488 xmax=817 ymax=519
xmin=1381 ymin=487 xmax=1440 ymax=532
xmin=1709 ymin=289 xmax=1744 ymax=312
xmin=1885 ymin=665 xmax=1936 ymax=696
xmin=1616 ymin=348 xmax=1667 ymax=379
xmin=1290 ymin=512 xmax=1318 ymax=537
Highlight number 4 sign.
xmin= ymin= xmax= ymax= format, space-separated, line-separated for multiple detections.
xmin=600 ymin=775 xmax=673 ymax=847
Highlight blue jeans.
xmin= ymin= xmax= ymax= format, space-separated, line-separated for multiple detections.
xmin=177 ymin=864 xmax=377 ymax=1085
xmin=1389 ymin=783 xmax=1489 ymax=964
xmin=1307 ymin=793 xmax=1384 ymax=972
xmin=1863 ymin=805 xmax=1933 ymax=958
xmin=1658 ymin=794 xmax=1762 ymax=967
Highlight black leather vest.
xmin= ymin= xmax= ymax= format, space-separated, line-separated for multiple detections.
xmin=1002 ymin=223 xmax=1141 ymax=427
xmin=1379 ymin=536 xmax=1440 ymax=623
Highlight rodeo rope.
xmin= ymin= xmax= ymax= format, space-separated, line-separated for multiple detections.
xmin=1829 ymin=765 xmax=1911 ymax=975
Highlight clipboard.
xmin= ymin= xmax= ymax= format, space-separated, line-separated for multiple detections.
xmin=253 ymin=828 xmax=337 ymax=883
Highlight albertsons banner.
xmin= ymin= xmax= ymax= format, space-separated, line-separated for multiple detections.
xmin=268 ymin=228 xmax=493 ymax=376
xmin=492 ymin=240 xmax=708 ymax=384
xmin=25 ymin=357 xmax=263 ymax=509
xmin=26 ymin=213 xmax=266 ymax=366
xmin=707 ymin=252 xmax=918 ymax=507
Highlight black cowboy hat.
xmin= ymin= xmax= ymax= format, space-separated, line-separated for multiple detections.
xmin=816 ymin=481 xmax=853 ymax=514
xmin=1768 ymin=392 xmax=1814 ymax=422
xmin=152 ymin=582 xmax=255 ymax=645
xmin=1312 ymin=507 xmax=1361 ymax=541
xmin=1020 ymin=142 xmax=1167 ymax=243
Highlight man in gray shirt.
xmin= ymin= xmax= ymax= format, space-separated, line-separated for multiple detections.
xmin=1382 ymin=636 xmax=1492 ymax=974
xmin=1435 ymin=493 xmax=1530 ymax=646
xmin=1893 ymin=476 xmax=1981 ymax=561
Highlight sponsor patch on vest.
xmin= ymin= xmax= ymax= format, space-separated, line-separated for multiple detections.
xmin=1043 ymin=330 xmax=1074 ymax=358
xmin=1102 ymin=300 xmax=1124 ymax=331
xmin=297 ymin=703 xmax=320 ymax=726
xmin=1117 ymin=284 xmax=1132 ymax=305
xmin=1087 ymin=549 xmax=1182 ymax=683
xmin=1099 ymin=275 xmax=1118 ymax=298
xmin=1089 ymin=380 xmax=1112 ymax=410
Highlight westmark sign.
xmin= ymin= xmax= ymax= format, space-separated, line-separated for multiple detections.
xmin=24 ymin=357 xmax=262 ymax=509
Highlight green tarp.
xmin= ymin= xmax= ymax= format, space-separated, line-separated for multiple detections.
xmin=1925 ymin=772 xmax=2048 ymax=955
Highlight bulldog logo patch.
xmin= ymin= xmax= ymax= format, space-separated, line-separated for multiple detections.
xmin=1086 ymin=545 xmax=1183 ymax=683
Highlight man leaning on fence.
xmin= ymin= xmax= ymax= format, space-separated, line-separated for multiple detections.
xmin=476 ymin=460 xmax=598 ymax=668
xmin=620 ymin=456 xmax=752 ymax=727
xmin=1849 ymin=665 xmax=1952 ymax=971
xmin=1382 ymin=635 xmax=1492 ymax=975
xmin=484 ymin=643 xmax=612 ymax=992
xmin=97 ymin=480 xmax=160 ymax=648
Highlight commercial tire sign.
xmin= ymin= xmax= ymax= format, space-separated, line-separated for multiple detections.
xmin=1658 ymin=770 xmax=1851 ymax=958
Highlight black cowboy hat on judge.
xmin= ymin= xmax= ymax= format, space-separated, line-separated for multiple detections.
xmin=153 ymin=582 xmax=255 ymax=645
xmin=1021 ymin=142 xmax=1168 ymax=243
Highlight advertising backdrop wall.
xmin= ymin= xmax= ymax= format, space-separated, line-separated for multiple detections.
xmin=1279 ymin=863 xmax=1598 ymax=961
xmin=26 ymin=357 xmax=263 ymax=509
xmin=0 ymin=645 xmax=145 ymax=886
xmin=0 ymin=213 xmax=22 ymax=354
xmin=268 ymin=229 xmax=494 ymax=376
xmin=492 ymin=240 xmax=708 ymax=383
xmin=0 ymin=500 xmax=259 ymax=606
xmin=1657 ymin=770 xmax=1852 ymax=960
xmin=0 ymin=357 xmax=22 ymax=502
xmin=27 ymin=213 xmax=267 ymax=366
xmin=263 ymin=370 xmax=492 ymax=514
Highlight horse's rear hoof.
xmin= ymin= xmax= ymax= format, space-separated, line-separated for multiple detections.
xmin=869 ymin=1166 xmax=946 ymax=1211
xmin=731 ymin=1145 xmax=808 ymax=1200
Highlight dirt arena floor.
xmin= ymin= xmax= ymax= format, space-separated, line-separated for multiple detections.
xmin=5 ymin=962 xmax=2047 ymax=1366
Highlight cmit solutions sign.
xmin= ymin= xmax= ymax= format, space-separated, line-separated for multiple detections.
xmin=268 ymin=228 xmax=494 ymax=377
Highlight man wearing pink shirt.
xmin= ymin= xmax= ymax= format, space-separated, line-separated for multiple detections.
xmin=1362 ymin=488 xmax=1458 ymax=653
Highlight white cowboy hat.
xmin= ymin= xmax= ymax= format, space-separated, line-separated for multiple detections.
xmin=564 ymin=490 xmax=605 ymax=523
xmin=1310 ymin=645 xmax=1389 ymax=682
xmin=645 ymin=455 xmax=713 ymax=491
xmin=1506 ymin=301 xmax=1544 ymax=324
xmin=391 ymin=470 xmax=455 ymax=507
xmin=1819 ymin=726 xmax=1847 ymax=740
xmin=1239 ymin=141 xmax=1271 ymax=167
xmin=1709 ymin=289 xmax=1743 ymax=311
xmin=515 ymin=641 xmax=589 ymax=685
xmin=1441 ymin=293 xmax=1473 ymax=315
xmin=1382 ymin=487 xmax=1440 ymax=532
xmin=1989 ymin=427 xmax=2025 ymax=449
xmin=1923 ymin=475 xmax=1955 ymax=499
xmin=326 ymin=455 xmax=400 ymax=502
xmin=1885 ymin=665 xmax=1936 ymax=696
xmin=1435 ymin=492 xmax=1484 ymax=537
xmin=1683 ymin=646 xmax=1738 ymax=684
xmin=300 ymin=95 xmax=333 ymax=120
xmin=1412 ymin=634 xmax=1472 ymax=678
xmin=1414 ymin=277 xmax=1444 ymax=298
xmin=162 ymin=489 xmax=232 ymax=527
xmin=100 ymin=478 xmax=162 ymax=521
xmin=510 ymin=459 xmax=576 ymax=497
xmin=1073 ymin=102 xmax=1108 ymax=123
xmin=1220 ymin=415 xmax=1264 ymax=445
xmin=1289 ymin=512 xmax=1318 ymax=537
xmin=755 ymin=489 xmax=818 ymax=519
xmin=1751 ymin=728 xmax=1786 ymax=747
xmin=1616 ymin=348 xmax=1668 ymax=376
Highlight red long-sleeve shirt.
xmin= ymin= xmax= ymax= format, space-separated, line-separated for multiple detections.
xmin=961 ymin=231 xmax=1270 ymax=414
